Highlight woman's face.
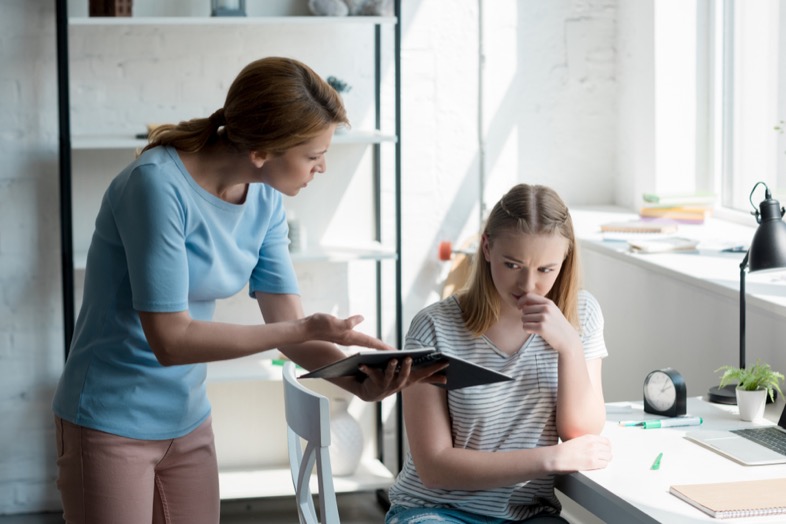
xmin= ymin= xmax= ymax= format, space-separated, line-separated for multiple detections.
xmin=482 ymin=230 xmax=569 ymax=313
xmin=256 ymin=125 xmax=336 ymax=196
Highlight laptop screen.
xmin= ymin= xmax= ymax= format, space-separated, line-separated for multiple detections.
xmin=778 ymin=404 xmax=786 ymax=430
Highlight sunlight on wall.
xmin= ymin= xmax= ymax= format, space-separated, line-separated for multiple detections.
xmin=654 ymin=0 xmax=697 ymax=195
xmin=730 ymin=0 xmax=782 ymax=208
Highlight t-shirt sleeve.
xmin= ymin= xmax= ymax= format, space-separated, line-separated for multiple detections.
xmin=112 ymin=164 xmax=190 ymax=312
xmin=248 ymin=191 xmax=300 ymax=296
xmin=579 ymin=290 xmax=608 ymax=360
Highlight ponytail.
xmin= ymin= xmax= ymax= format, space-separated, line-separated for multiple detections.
xmin=142 ymin=108 xmax=226 ymax=154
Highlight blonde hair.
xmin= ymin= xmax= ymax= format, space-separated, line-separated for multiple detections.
xmin=457 ymin=184 xmax=581 ymax=336
xmin=142 ymin=56 xmax=349 ymax=155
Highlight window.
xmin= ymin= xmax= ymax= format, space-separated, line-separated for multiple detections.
xmin=712 ymin=0 xmax=785 ymax=214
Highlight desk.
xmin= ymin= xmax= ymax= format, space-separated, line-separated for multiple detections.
xmin=555 ymin=397 xmax=786 ymax=523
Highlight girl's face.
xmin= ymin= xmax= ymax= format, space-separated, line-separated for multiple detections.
xmin=482 ymin=230 xmax=569 ymax=313
xmin=255 ymin=125 xmax=336 ymax=196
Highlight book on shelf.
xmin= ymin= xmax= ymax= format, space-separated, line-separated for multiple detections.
xmin=600 ymin=219 xmax=679 ymax=234
xmin=670 ymin=478 xmax=786 ymax=519
xmin=638 ymin=205 xmax=712 ymax=224
xmin=642 ymin=192 xmax=716 ymax=207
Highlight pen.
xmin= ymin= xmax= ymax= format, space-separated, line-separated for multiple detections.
xmin=618 ymin=420 xmax=645 ymax=427
xmin=641 ymin=416 xmax=703 ymax=429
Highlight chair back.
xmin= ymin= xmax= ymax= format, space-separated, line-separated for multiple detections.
xmin=282 ymin=361 xmax=340 ymax=524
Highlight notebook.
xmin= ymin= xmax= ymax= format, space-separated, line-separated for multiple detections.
xmin=684 ymin=404 xmax=786 ymax=465
xmin=670 ymin=478 xmax=786 ymax=518
xmin=300 ymin=348 xmax=513 ymax=390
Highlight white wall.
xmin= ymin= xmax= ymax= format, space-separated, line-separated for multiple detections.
xmin=400 ymin=0 xmax=618 ymax=326
xmin=1 ymin=0 xmax=618 ymax=515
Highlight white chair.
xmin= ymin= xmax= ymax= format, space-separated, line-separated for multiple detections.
xmin=282 ymin=361 xmax=341 ymax=524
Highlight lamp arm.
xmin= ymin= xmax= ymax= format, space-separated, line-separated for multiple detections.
xmin=739 ymin=252 xmax=749 ymax=371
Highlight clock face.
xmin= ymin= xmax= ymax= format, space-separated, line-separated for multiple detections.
xmin=644 ymin=371 xmax=677 ymax=411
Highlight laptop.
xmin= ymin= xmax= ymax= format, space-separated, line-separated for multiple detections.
xmin=685 ymin=405 xmax=786 ymax=465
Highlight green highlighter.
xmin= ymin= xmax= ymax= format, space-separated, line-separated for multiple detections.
xmin=641 ymin=416 xmax=703 ymax=429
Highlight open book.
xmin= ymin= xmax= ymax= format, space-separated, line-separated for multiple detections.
xmin=300 ymin=348 xmax=513 ymax=390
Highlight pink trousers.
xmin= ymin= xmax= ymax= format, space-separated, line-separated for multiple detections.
xmin=54 ymin=416 xmax=220 ymax=524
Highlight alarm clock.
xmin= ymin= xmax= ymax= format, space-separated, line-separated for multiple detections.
xmin=643 ymin=368 xmax=687 ymax=417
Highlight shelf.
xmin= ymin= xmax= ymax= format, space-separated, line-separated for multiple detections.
xmin=59 ymin=4 xmax=404 ymax=501
xmin=71 ymin=130 xmax=396 ymax=151
xmin=73 ymin=243 xmax=396 ymax=272
xmin=290 ymin=243 xmax=397 ymax=262
xmin=218 ymin=458 xmax=394 ymax=500
xmin=207 ymin=354 xmax=284 ymax=383
xmin=69 ymin=16 xmax=396 ymax=27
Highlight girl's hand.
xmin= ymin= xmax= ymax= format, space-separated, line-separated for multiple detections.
xmin=551 ymin=434 xmax=612 ymax=473
xmin=516 ymin=293 xmax=580 ymax=354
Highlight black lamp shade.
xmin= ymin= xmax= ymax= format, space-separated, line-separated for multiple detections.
xmin=748 ymin=196 xmax=786 ymax=272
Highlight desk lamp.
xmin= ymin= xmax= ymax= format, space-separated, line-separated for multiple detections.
xmin=708 ymin=182 xmax=786 ymax=404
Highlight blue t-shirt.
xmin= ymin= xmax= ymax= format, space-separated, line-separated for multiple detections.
xmin=52 ymin=146 xmax=299 ymax=440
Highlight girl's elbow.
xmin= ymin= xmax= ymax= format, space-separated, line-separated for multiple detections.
xmin=418 ymin=472 xmax=452 ymax=490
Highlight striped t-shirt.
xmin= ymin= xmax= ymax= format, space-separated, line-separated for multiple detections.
xmin=387 ymin=290 xmax=607 ymax=520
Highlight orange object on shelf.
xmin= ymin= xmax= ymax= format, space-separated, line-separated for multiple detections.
xmin=440 ymin=235 xmax=479 ymax=299
xmin=438 ymin=240 xmax=453 ymax=261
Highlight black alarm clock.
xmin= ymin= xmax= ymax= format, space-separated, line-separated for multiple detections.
xmin=643 ymin=368 xmax=687 ymax=417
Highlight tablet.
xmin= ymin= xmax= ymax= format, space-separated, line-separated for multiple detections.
xmin=300 ymin=348 xmax=513 ymax=390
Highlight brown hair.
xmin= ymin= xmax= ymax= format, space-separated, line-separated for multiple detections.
xmin=142 ymin=56 xmax=349 ymax=155
xmin=457 ymin=183 xmax=581 ymax=336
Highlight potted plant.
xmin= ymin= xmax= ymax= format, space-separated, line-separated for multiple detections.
xmin=326 ymin=76 xmax=352 ymax=133
xmin=716 ymin=360 xmax=785 ymax=421
xmin=326 ymin=76 xmax=352 ymax=95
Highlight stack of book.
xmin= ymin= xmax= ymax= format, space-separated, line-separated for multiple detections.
xmin=639 ymin=192 xmax=715 ymax=224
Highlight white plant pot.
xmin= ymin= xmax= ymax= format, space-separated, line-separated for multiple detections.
xmin=736 ymin=388 xmax=767 ymax=421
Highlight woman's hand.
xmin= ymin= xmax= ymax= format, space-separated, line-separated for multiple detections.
xmin=516 ymin=293 xmax=580 ymax=354
xmin=303 ymin=313 xmax=394 ymax=350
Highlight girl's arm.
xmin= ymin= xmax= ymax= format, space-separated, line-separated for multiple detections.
xmin=403 ymin=381 xmax=611 ymax=491
xmin=555 ymin=355 xmax=606 ymax=439
xmin=518 ymin=293 xmax=606 ymax=439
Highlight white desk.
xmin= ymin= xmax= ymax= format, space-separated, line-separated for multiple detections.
xmin=556 ymin=397 xmax=786 ymax=523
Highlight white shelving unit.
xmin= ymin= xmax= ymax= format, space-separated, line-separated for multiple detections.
xmin=57 ymin=0 xmax=402 ymax=502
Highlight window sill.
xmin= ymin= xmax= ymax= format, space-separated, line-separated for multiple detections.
xmin=572 ymin=206 xmax=786 ymax=319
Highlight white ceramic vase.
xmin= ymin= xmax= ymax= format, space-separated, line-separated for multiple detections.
xmin=329 ymin=398 xmax=364 ymax=476
xmin=736 ymin=387 xmax=767 ymax=421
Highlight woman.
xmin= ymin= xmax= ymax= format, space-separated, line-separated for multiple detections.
xmin=52 ymin=56 xmax=444 ymax=524
xmin=386 ymin=183 xmax=612 ymax=523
